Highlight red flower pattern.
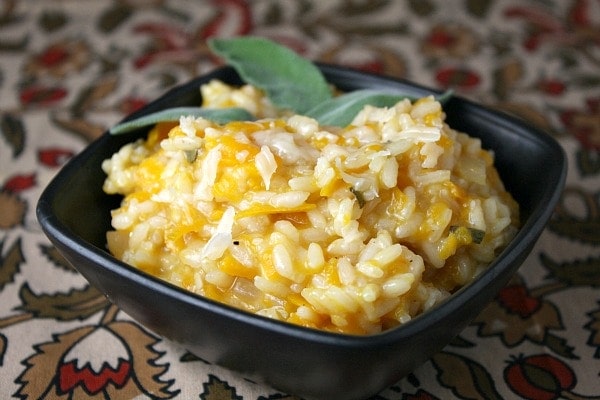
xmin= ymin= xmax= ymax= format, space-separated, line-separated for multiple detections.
xmin=133 ymin=0 xmax=252 ymax=71
xmin=497 ymin=284 xmax=541 ymax=318
xmin=15 ymin=320 xmax=178 ymax=399
xmin=19 ymin=85 xmax=68 ymax=107
xmin=421 ymin=23 xmax=480 ymax=59
xmin=38 ymin=148 xmax=74 ymax=168
xmin=58 ymin=359 xmax=131 ymax=394
xmin=473 ymin=278 xmax=564 ymax=348
xmin=118 ymin=96 xmax=149 ymax=115
xmin=2 ymin=174 xmax=36 ymax=193
xmin=435 ymin=67 xmax=481 ymax=90
xmin=560 ymin=97 xmax=600 ymax=151
xmin=536 ymin=78 xmax=567 ymax=96
xmin=24 ymin=38 xmax=92 ymax=79
xmin=504 ymin=354 xmax=576 ymax=400
xmin=504 ymin=0 xmax=600 ymax=65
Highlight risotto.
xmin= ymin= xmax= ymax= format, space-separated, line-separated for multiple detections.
xmin=102 ymin=80 xmax=519 ymax=335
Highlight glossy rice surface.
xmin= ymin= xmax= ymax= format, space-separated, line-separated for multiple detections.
xmin=102 ymin=81 xmax=519 ymax=334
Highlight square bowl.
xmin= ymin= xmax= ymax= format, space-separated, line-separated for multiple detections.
xmin=37 ymin=65 xmax=566 ymax=400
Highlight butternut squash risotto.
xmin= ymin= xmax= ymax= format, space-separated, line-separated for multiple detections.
xmin=102 ymin=80 xmax=519 ymax=335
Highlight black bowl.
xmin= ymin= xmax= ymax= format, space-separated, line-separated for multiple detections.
xmin=37 ymin=65 xmax=566 ymax=400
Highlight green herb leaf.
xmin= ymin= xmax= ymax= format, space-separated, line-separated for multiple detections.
xmin=306 ymin=90 xmax=410 ymax=127
xmin=184 ymin=149 xmax=198 ymax=163
xmin=208 ymin=36 xmax=332 ymax=114
xmin=306 ymin=89 xmax=454 ymax=127
xmin=436 ymin=89 xmax=454 ymax=104
xmin=468 ymin=228 xmax=485 ymax=244
xmin=450 ymin=225 xmax=485 ymax=244
xmin=350 ymin=187 xmax=366 ymax=208
xmin=109 ymin=107 xmax=255 ymax=135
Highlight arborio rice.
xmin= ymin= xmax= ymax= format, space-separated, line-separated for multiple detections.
xmin=102 ymin=80 xmax=519 ymax=335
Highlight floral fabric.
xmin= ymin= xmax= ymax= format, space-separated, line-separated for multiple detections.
xmin=1 ymin=0 xmax=599 ymax=399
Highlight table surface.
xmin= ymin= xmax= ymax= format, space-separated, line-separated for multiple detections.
xmin=1 ymin=1 xmax=599 ymax=399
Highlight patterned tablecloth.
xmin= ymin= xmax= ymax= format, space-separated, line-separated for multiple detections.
xmin=1 ymin=1 xmax=599 ymax=399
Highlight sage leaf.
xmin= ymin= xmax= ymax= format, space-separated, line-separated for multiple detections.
xmin=436 ymin=89 xmax=454 ymax=104
xmin=109 ymin=107 xmax=254 ymax=135
xmin=450 ymin=225 xmax=485 ymax=244
xmin=306 ymin=90 xmax=411 ymax=127
xmin=306 ymin=89 xmax=454 ymax=127
xmin=350 ymin=187 xmax=366 ymax=208
xmin=208 ymin=36 xmax=332 ymax=114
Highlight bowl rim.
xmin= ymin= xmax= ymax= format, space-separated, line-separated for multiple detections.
xmin=37 ymin=64 xmax=568 ymax=346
